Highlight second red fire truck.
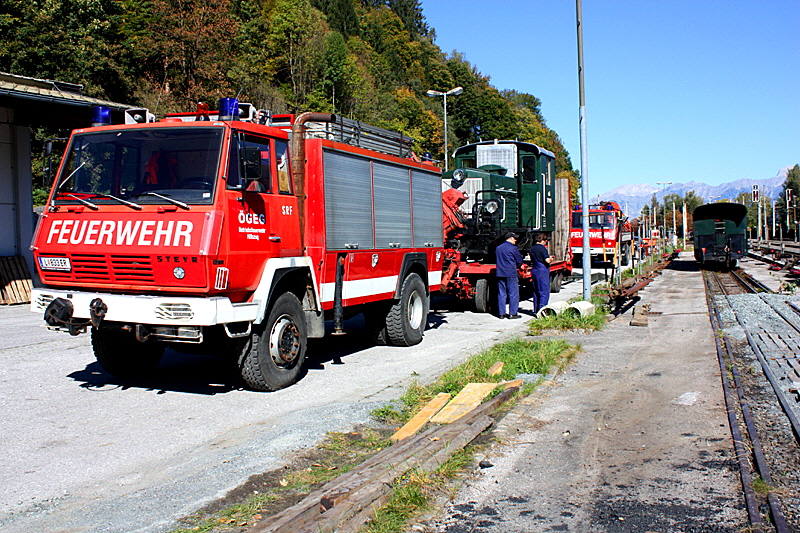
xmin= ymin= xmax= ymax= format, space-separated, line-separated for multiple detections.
xmin=570 ymin=201 xmax=633 ymax=266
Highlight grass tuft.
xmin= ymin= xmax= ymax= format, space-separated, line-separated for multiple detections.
xmin=373 ymin=338 xmax=577 ymax=425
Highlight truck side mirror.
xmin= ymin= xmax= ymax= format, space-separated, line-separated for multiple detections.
xmin=241 ymin=145 xmax=262 ymax=182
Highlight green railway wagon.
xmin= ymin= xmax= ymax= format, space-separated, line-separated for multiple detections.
xmin=693 ymin=202 xmax=748 ymax=269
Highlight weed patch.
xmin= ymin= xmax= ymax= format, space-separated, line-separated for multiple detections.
xmin=373 ymin=338 xmax=577 ymax=425
xmin=527 ymin=301 xmax=607 ymax=336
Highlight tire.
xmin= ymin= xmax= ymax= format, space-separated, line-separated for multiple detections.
xmin=91 ymin=327 xmax=164 ymax=377
xmin=549 ymin=272 xmax=563 ymax=293
xmin=364 ymin=303 xmax=390 ymax=346
xmin=386 ymin=273 xmax=428 ymax=347
xmin=473 ymin=277 xmax=491 ymax=313
xmin=621 ymin=244 xmax=631 ymax=266
xmin=239 ymin=292 xmax=307 ymax=391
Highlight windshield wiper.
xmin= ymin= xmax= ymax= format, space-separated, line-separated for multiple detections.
xmin=142 ymin=192 xmax=191 ymax=210
xmin=51 ymin=162 xmax=87 ymax=209
xmin=96 ymin=194 xmax=143 ymax=211
xmin=66 ymin=194 xmax=99 ymax=210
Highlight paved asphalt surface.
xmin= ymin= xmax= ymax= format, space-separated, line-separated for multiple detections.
xmin=0 ymin=270 xmax=596 ymax=533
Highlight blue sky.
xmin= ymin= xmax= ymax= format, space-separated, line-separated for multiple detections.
xmin=421 ymin=0 xmax=799 ymax=197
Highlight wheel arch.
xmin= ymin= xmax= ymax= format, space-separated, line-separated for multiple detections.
xmin=395 ymin=253 xmax=430 ymax=298
xmin=250 ymin=258 xmax=323 ymax=337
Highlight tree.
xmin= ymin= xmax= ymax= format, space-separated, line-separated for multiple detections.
xmin=312 ymin=0 xmax=360 ymax=36
xmin=122 ymin=0 xmax=239 ymax=110
xmin=387 ymin=0 xmax=430 ymax=38
xmin=776 ymin=164 xmax=800 ymax=236
xmin=0 ymin=0 xmax=131 ymax=101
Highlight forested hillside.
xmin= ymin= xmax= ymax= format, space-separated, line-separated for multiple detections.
xmin=0 ymin=0 xmax=577 ymax=186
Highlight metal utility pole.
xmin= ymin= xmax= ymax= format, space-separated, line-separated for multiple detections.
xmin=576 ymin=0 xmax=591 ymax=301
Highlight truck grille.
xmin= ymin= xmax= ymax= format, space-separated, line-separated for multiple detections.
xmin=40 ymin=254 xmax=155 ymax=284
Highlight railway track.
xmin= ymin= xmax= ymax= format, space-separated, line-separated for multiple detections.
xmin=705 ymin=268 xmax=800 ymax=531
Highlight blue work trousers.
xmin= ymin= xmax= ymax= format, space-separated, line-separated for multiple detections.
xmin=532 ymin=266 xmax=550 ymax=314
xmin=497 ymin=276 xmax=519 ymax=316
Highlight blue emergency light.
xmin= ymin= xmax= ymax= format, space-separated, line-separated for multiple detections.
xmin=219 ymin=98 xmax=239 ymax=121
xmin=91 ymin=106 xmax=111 ymax=127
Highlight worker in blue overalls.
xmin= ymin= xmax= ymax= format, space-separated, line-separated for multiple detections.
xmin=530 ymin=232 xmax=554 ymax=315
xmin=495 ymin=232 xmax=523 ymax=319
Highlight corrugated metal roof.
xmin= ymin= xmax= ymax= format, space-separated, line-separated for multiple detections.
xmin=0 ymin=72 xmax=130 ymax=109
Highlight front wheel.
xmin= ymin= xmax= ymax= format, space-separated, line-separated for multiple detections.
xmin=386 ymin=273 xmax=428 ymax=347
xmin=91 ymin=327 xmax=164 ymax=377
xmin=621 ymin=244 xmax=631 ymax=266
xmin=239 ymin=292 xmax=307 ymax=391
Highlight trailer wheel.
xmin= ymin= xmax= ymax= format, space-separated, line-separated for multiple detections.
xmin=549 ymin=272 xmax=563 ymax=293
xmin=474 ymin=277 xmax=491 ymax=313
xmin=386 ymin=273 xmax=428 ymax=347
xmin=239 ymin=292 xmax=307 ymax=391
xmin=91 ymin=327 xmax=164 ymax=377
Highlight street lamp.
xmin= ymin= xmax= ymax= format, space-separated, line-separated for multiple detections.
xmin=655 ymin=181 xmax=672 ymax=238
xmin=426 ymin=86 xmax=463 ymax=171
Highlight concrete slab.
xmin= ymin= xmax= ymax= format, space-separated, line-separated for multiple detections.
xmin=423 ymin=252 xmax=748 ymax=531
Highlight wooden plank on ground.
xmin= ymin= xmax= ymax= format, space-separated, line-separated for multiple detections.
xmin=390 ymin=392 xmax=451 ymax=442
xmin=487 ymin=361 xmax=504 ymax=376
xmin=10 ymin=256 xmax=31 ymax=303
xmin=501 ymin=378 xmax=523 ymax=390
xmin=0 ymin=256 xmax=32 ymax=305
xmin=430 ymin=383 xmax=499 ymax=424
xmin=0 ymin=258 xmax=20 ymax=304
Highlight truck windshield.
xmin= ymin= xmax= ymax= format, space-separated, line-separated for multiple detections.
xmin=571 ymin=212 xmax=616 ymax=229
xmin=52 ymin=127 xmax=224 ymax=206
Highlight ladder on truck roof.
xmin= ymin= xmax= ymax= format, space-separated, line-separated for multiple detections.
xmin=303 ymin=116 xmax=415 ymax=159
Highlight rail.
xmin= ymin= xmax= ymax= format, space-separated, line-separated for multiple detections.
xmin=704 ymin=270 xmax=789 ymax=531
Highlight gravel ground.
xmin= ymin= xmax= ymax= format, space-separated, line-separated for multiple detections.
xmin=715 ymin=287 xmax=800 ymax=529
xmin=419 ymin=253 xmax=749 ymax=532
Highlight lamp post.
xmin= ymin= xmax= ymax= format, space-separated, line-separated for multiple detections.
xmin=426 ymin=86 xmax=463 ymax=171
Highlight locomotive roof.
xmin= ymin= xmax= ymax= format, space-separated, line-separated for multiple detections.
xmin=453 ymin=140 xmax=555 ymax=159
xmin=693 ymin=202 xmax=748 ymax=223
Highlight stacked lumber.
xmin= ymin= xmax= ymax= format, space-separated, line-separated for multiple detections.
xmin=249 ymin=385 xmax=520 ymax=533
xmin=0 ymin=256 xmax=33 ymax=305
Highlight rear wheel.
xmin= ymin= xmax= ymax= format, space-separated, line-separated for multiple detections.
xmin=239 ymin=292 xmax=307 ymax=391
xmin=386 ymin=273 xmax=428 ymax=346
xmin=91 ymin=327 xmax=164 ymax=377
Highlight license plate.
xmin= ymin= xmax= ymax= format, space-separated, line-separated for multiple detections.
xmin=39 ymin=256 xmax=71 ymax=272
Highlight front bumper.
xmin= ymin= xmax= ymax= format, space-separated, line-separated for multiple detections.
xmin=30 ymin=289 xmax=259 ymax=327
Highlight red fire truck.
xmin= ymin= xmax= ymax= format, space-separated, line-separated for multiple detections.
xmin=570 ymin=201 xmax=633 ymax=266
xmin=29 ymin=100 xmax=444 ymax=391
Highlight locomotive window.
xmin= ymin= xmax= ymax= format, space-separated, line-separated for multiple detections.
xmin=521 ymin=157 xmax=536 ymax=184
xmin=461 ymin=158 xmax=476 ymax=169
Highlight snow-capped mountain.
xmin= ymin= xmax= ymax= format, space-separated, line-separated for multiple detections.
xmin=598 ymin=166 xmax=791 ymax=217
